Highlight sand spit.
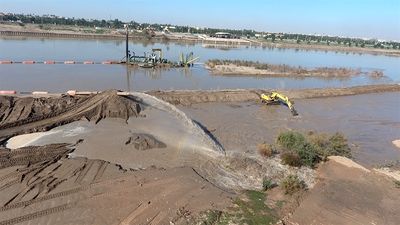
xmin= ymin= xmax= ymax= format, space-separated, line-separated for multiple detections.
xmin=205 ymin=60 xmax=371 ymax=78
xmin=147 ymin=84 xmax=400 ymax=106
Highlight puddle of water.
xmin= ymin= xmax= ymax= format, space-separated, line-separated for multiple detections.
xmin=6 ymin=121 xmax=94 ymax=149
xmin=6 ymin=130 xmax=61 ymax=149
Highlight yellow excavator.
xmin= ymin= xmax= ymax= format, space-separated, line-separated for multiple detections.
xmin=260 ymin=92 xmax=298 ymax=116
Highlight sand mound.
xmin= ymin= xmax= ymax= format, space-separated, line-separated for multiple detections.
xmin=125 ymin=133 xmax=166 ymax=150
xmin=0 ymin=90 xmax=141 ymax=144
xmin=0 ymin=95 xmax=85 ymax=125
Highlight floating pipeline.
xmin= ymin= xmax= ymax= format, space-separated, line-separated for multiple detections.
xmin=0 ymin=60 xmax=119 ymax=65
xmin=0 ymin=60 xmax=195 ymax=68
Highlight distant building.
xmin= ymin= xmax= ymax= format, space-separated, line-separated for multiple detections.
xmin=211 ymin=32 xmax=238 ymax=39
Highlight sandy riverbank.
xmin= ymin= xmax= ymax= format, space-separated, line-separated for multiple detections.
xmin=251 ymin=39 xmax=400 ymax=57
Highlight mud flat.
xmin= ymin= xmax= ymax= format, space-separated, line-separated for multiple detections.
xmin=205 ymin=59 xmax=384 ymax=78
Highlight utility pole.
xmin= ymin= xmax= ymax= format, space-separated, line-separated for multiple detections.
xmin=125 ymin=24 xmax=129 ymax=63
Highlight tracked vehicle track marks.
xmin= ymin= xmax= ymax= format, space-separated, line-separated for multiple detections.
xmin=75 ymin=160 xmax=95 ymax=184
xmin=0 ymin=187 xmax=84 ymax=212
xmin=93 ymin=161 xmax=108 ymax=183
xmin=0 ymin=202 xmax=75 ymax=225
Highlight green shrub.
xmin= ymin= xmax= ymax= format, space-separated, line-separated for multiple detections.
xmin=308 ymin=132 xmax=352 ymax=160
xmin=277 ymin=131 xmax=320 ymax=168
xmin=326 ymin=133 xmax=352 ymax=158
xmin=280 ymin=175 xmax=306 ymax=195
xmin=296 ymin=142 xmax=320 ymax=168
xmin=277 ymin=131 xmax=351 ymax=168
xmin=262 ymin=178 xmax=276 ymax=191
xmin=277 ymin=131 xmax=306 ymax=151
xmin=281 ymin=151 xmax=302 ymax=167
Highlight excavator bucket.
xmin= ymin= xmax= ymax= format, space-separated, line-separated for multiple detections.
xmin=290 ymin=108 xmax=298 ymax=116
xmin=260 ymin=92 xmax=299 ymax=116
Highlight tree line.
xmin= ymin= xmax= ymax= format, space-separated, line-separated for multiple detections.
xmin=1 ymin=13 xmax=398 ymax=49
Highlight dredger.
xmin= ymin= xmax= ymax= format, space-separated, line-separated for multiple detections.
xmin=260 ymin=92 xmax=298 ymax=116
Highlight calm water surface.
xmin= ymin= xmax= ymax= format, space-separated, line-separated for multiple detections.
xmin=0 ymin=37 xmax=399 ymax=92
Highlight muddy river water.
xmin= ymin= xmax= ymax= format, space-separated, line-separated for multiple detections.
xmin=0 ymin=37 xmax=399 ymax=92
xmin=181 ymin=92 xmax=400 ymax=166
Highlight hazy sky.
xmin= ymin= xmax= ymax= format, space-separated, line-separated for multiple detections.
xmin=1 ymin=0 xmax=399 ymax=40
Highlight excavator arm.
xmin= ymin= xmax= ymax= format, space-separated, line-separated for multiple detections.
xmin=260 ymin=92 xmax=298 ymax=116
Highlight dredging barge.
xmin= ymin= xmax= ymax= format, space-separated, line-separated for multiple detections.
xmin=119 ymin=25 xmax=198 ymax=68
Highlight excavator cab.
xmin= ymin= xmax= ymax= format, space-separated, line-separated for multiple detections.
xmin=260 ymin=92 xmax=298 ymax=116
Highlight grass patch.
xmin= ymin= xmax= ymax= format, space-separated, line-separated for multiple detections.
xmin=198 ymin=191 xmax=278 ymax=225
xmin=281 ymin=175 xmax=306 ymax=195
xmin=394 ymin=180 xmax=400 ymax=189
xmin=262 ymin=177 xmax=276 ymax=191
xmin=277 ymin=131 xmax=306 ymax=150
xmin=200 ymin=210 xmax=223 ymax=225
xmin=277 ymin=131 xmax=351 ymax=168
xmin=233 ymin=190 xmax=278 ymax=225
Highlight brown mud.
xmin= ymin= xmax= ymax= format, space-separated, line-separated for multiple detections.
xmin=147 ymin=84 xmax=400 ymax=106
xmin=125 ymin=132 xmax=167 ymax=150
